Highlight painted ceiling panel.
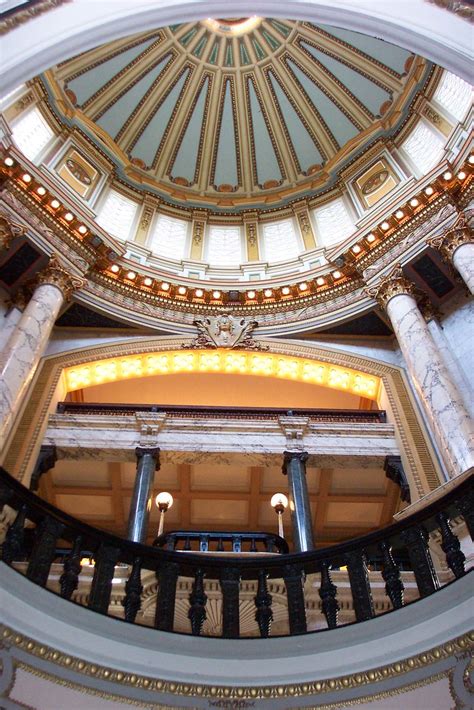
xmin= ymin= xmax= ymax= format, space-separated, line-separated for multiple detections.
xmin=286 ymin=59 xmax=360 ymax=147
xmin=268 ymin=71 xmax=323 ymax=173
xmin=170 ymin=76 xmax=210 ymax=182
xmin=213 ymin=80 xmax=239 ymax=188
xmin=301 ymin=43 xmax=391 ymax=117
xmin=96 ymin=55 xmax=171 ymax=139
xmin=130 ymin=69 xmax=190 ymax=166
xmin=247 ymin=79 xmax=283 ymax=185
xmin=41 ymin=18 xmax=430 ymax=210
xmin=66 ymin=37 xmax=158 ymax=106
xmin=318 ymin=25 xmax=412 ymax=75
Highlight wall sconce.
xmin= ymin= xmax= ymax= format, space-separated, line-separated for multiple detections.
xmin=156 ymin=491 xmax=174 ymax=536
xmin=271 ymin=493 xmax=288 ymax=539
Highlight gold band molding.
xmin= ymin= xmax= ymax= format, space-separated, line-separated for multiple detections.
xmin=1 ymin=624 xmax=472 ymax=702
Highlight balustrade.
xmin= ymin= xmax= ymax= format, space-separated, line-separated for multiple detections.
xmin=0 ymin=466 xmax=472 ymax=639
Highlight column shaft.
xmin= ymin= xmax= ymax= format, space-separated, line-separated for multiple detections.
xmin=0 ymin=256 xmax=83 ymax=452
xmin=0 ymin=305 xmax=23 ymax=352
xmin=127 ymin=447 xmax=160 ymax=543
xmin=386 ymin=293 xmax=473 ymax=477
xmin=0 ymin=283 xmax=64 ymax=449
xmin=453 ymin=243 xmax=474 ymax=294
xmin=282 ymin=451 xmax=314 ymax=552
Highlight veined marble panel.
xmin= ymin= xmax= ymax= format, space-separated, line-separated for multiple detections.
xmin=45 ymin=413 xmax=399 ymax=466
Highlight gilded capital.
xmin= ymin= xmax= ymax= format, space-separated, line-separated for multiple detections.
xmin=428 ymin=211 xmax=473 ymax=262
xmin=364 ymin=264 xmax=418 ymax=311
xmin=0 ymin=213 xmax=28 ymax=251
xmin=36 ymin=255 xmax=85 ymax=301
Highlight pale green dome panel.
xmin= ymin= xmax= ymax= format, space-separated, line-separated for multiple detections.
xmin=247 ymin=79 xmax=283 ymax=185
xmin=286 ymin=60 xmax=360 ymax=147
xmin=268 ymin=72 xmax=324 ymax=172
xmin=129 ymin=69 xmax=190 ymax=167
xmin=96 ymin=56 xmax=172 ymax=139
xmin=67 ymin=36 xmax=158 ymax=106
xmin=319 ymin=25 xmax=412 ymax=75
xmin=213 ymin=80 xmax=239 ymax=188
xmin=301 ymin=43 xmax=392 ymax=117
xmin=170 ymin=76 xmax=210 ymax=183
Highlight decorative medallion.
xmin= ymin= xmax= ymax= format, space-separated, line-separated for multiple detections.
xmin=184 ymin=313 xmax=268 ymax=350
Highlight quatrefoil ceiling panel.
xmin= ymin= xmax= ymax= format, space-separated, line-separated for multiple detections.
xmin=41 ymin=18 xmax=430 ymax=210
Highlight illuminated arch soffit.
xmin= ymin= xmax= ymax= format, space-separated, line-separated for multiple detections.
xmin=64 ymin=349 xmax=380 ymax=399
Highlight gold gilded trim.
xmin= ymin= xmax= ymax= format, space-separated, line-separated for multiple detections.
xmin=1 ymin=625 xmax=472 ymax=701
xmin=0 ymin=0 xmax=71 ymax=36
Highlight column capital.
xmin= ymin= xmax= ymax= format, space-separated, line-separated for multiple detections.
xmin=36 ymin=255 xmax=85 ymax=301
xmin=282 ymin=450 xmax=309 ymax=474
xmin=365 ymin=264 xmax=418 ymax=311
xmin=135 ymin=446 xmax=161 ymax=469
xmin=428 ymin=210 xmax=473 ymax=262
xmin=0 ymin=212 xmax=28 ymax=251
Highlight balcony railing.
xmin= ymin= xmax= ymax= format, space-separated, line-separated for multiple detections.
xmin=0 ymin=466 xmax=472 ymax=638
xmin=56 ymin=402 xmax=387 ymax=423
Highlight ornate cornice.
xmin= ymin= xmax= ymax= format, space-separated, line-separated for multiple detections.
xmin=1 ymin=625 xmax=472 ymax=701
xmin=36 ymin=255 xmax=85 ymax=301
xmin=0 ymin=0 xmax=71 ymax=36
xmin=365 ymin=264 xmax=419 ymax=311
xmin=429 ymin=209 xmax=474 ymax=261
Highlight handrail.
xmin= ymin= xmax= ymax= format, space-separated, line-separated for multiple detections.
xmin=56 ymin=402 xmax=387 ymax=423
xmin=154 ymin=530 xmax=289 ymax=554
xmin=0 ymin=466 xmax=472 ymax=638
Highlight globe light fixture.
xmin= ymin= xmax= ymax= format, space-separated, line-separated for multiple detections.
xmin=156 ymin=491 xmax=174 ymax=537
xmin=271 ymin=492 xmax=288 ymax=538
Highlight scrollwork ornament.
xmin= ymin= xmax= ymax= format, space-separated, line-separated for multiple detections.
xmin=364 ymin=264 xmax=419 ymax=311
xmin=36 ymin=255 xmax=85 ymax=301
xmin=0 ymin=212 xmax=28 ymax=251
xmin=428 ymin=210 xmax=473 ymax=262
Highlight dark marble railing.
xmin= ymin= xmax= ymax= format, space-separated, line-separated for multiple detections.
xmin=56 ymin=401 xmax=387 ymax=423
xmin=0 ymin=467 xmax=471 ymax=638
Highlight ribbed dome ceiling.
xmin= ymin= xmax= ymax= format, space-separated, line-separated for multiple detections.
xmin=42 ymin=18 xmax=428 ymax=211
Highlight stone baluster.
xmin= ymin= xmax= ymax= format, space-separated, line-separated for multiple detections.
xmin=0 ymin=255 xmax=84 ymax=451
xmin=282 ymin=451 xmax=315 ymax=552
xmin=127 ymin=447 xmax=160 ymax=543
xmin=366 ymin=265 xmax=474 ymax=479
xmin=429 ymin=211 xmax=474 ymax=294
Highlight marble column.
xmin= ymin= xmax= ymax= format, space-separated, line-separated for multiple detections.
xmin=282 ymin=451 xmax=315 ymax=552
xmin=429 ymin=211 xmax=474 ymax=294
xmin=0 ymin=289 xmax=28 ymax=352
xmin=127 ymin=447 xmax=160 ymax=543
xmin=367 ymin=266 xmax=474 ymax=479
xmin=0 ymin=255 xmax=84 ymax=451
